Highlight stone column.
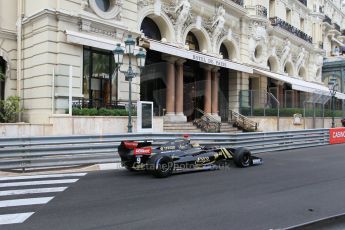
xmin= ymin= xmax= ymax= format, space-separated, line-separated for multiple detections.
xmin=211 ymin=68 xmax=221 ymax=121
xmin=201 ymin=64 xmax=212 ymax=114
xmin=163 ymin=56 xmax=177 ymax=121
xmin=175 ymin=59 xmax=187 ymax=122
xmin=229 ymin=71 xmax=249 ymax=113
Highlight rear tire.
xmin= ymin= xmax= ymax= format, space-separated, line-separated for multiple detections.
xmin=147 ymin=155 xmax=174 ymax=178
xmin=232 ymin=147 xmax=251 ymax=168
xmin=123 ymin=162 xmax=135 ymax=171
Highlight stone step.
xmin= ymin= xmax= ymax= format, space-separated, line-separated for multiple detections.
xmin=164 ymin=130 xmax=202 ymax=133
xmin=164 ymin=124 xmax=195 ymax=127
xmin=220 ymin=127 xmax=237 ymax=130
xmin=220 ymin=130 xmax=241 ymax=133
xmin=163 ymin=122 xmax=202 ymax=133
xmin=164 ymin=127 xmax=200 ymax=131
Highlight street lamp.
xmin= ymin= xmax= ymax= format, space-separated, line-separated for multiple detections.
xmin=328 ymin=77 xmax=338 ymax=128
xmin=113 ymin=35 xmax=146 ymax=133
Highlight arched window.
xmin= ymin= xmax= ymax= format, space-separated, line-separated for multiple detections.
xmin=220 ymin=43 xmax=229 ymax=59
xmin=186 ymin=32 xmax=199 ymax=51
xmin=0 ymin=57 xmax=5 ymax=100
xmin=140 ymin=17 xmax=162 ymax=41
xmin=267 ymin=60 xmax=272 ymax=71
xmin=284 ymin=62 xmax=294 ymax=76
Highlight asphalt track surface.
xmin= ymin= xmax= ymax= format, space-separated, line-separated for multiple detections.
xmin=4 ymin=144 xmax=345 ymax=230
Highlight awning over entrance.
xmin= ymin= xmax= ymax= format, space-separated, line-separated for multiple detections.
xmin=147 ymin=39 xmax=253 ymax=74
xmin=254 ymin=69 xmax=345 ymax=100
xmin=65 ymin=30 xmax=117 ymax=51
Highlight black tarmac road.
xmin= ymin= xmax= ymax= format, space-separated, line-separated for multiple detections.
xmin=4 ymin=144 xmax=345 ymax=230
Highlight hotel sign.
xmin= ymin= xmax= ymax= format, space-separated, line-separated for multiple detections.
xmin=192 ymin=54 xmax=227 ymax=68
xmin=149 ymin=40 xmax=253 ymax=74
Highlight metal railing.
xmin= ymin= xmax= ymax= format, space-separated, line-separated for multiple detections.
xmin=193 ymin=108 xmax=221 ymax=133
xmin=269 ymin=17 xmax=313 ymax=43
xmin=298 ymin=0 xmax=307 ymax=6
xmin=333 ymin=23 xmax=341 ymax=32
xmin=230 ymin=0 xmax=244 ymax=7
xmin=255 ymin=5 xmax=267 ymax=18
xmin=229 ymin=110 xmax=258 ymax=131
xmin=323 ymin=15 xmax=332 ymax=25
xmin=0 ymin=129 xmax=330 ymax=171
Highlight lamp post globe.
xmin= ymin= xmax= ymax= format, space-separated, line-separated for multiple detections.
xmin=136 ymin=48 xmax=147 ymax=69
xmin=113 ymin=43 xmax=124 ymax=66
xmin=328 ymin=77 xmax=338 ymax=128
xmin=124 ymin=34 xmax=135 ymax=55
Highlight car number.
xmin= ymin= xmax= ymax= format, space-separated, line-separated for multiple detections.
xmin=136 ymin=156 xmax=141 ymax=164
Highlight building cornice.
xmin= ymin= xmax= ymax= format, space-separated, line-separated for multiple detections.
xmin=0 ymin=29 xmax=16 ymax=40
xmin=267 ymin=26 xmax=317 ymax=52
xmin=220 ymin=0 xmax=247 ymax=16
xmin=21 ymin=8 xmax=141 ymax=36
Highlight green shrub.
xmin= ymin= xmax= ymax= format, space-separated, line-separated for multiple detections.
xmin=240 ymin=107 xmax=343 ymax=117
xmin=71 ymin=108 xmax=136 ymax=116
xmin=0 ymin=96 xmax=21 ymax=123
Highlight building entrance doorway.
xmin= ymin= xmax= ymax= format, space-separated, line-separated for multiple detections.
xmin=219 ymin=68 xmax=229 ymax=121
xmin=0 ymin=57 xmax=6 ymax=100
xmin=183 ymin=60 xmax=203 ymax=122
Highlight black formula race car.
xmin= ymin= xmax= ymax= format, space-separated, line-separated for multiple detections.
xmin=118 ymin=138 xmax=262 ymax=178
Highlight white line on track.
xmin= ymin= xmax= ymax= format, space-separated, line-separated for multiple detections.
xmin=0 ymin=212 xmax=34 ymax=225
xmin=0 ymin=197 xmax=54 ymax=208
xmin=0 ymin=173 xmax=87 ymax=181
xmin=0 ymin=179 xmax=79 ymax=188
xmin=0 ymin=187 xmax=67 ymax=196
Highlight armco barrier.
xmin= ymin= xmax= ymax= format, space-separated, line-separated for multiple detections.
xmin=0 ymin=129 xmax=330 ymax=171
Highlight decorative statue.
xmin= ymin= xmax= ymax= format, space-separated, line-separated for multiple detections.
xmin=175 ymin=0 xmax=191 ymax=26
xmin=280 ymin=39 xmax=291 ymax=66
xmin=296 ymin=47 xmax=305 ymax=72
xmin=269 ymin=37 xmax=277 ymax=56
xmin=212 ymin=5 xmax=225 ymax=39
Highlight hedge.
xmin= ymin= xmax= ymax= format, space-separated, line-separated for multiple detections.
xmin=240 ymin=107 xmax=344 ymax=117
xmin=69 ymin=108 xmax=136 ymax=116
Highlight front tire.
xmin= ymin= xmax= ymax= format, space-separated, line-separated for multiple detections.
xmin=232 ymin=147 xmax=251 ymax=168
xmin=147 ymin=155 xmax=174 ymax=178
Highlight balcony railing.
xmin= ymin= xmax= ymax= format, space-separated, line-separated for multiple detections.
xmin=298 ymin=0 xmax=307 ymax=6
xmin=255 ymin=5 xmax=267 ymax=18
xmin=333 ymin=23 xmax=340 ymax=32
xmin=323 ymin=15 xmax=332 ymax=25
xmin=230 ymin=0 xmax=244 ymax=7
xmin=269 ymin=17 xmax=313 ymax=43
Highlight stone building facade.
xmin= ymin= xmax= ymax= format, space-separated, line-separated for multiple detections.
xmin=0 ymin=0 xmax=344 ymax=124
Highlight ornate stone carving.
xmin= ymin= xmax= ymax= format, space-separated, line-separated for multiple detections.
xmin=269 ymin=37 xmax=277 ymax=56
xmin=295 ymin=46 xmax=306 ymax=72
xmin=211 ymin=5 xmax=225 ymax=39
xmin=81 ymin=0 xmax=89 ymax=10
xmin=138 ymin=0 xmax=154 ymax=8
xmin=80 ymin=19 xmax=120 ymax=38
xmin=175 ymin=0 xmax=191 ymax=27
xmin=204 ymin=5 xmax=226 ymax=51
xmin=163 ymin=0 xmax=193 ymax=44
xmin=249 ymin=20 xmax=267 ymax=42
xmin=280 ymin=39 xmax=291 ymax=67
xmin=88 ymin=0 xmax=123 ymax=20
